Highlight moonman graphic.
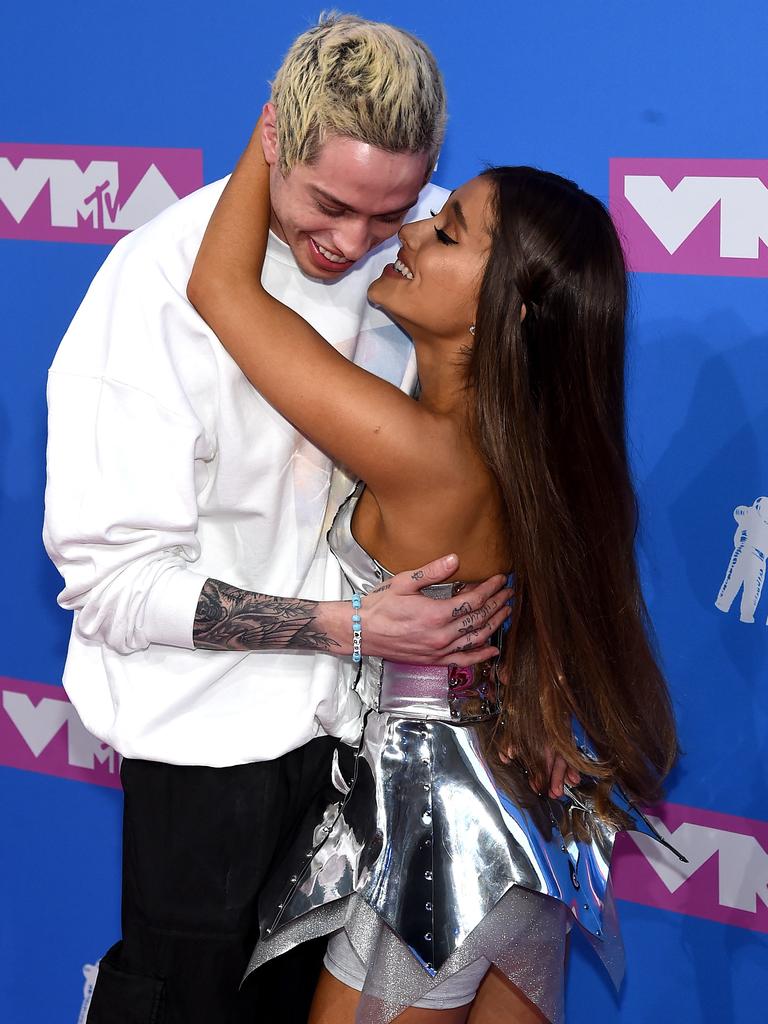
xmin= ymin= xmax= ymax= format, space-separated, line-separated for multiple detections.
xmin=715 ymin=496 xmax=768 ymax=623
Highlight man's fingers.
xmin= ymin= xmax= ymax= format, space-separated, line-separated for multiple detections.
xmin=430 ymin=644 xmax=499 ymax=668
xmin=449 ymin=574 xmax=509 ymax=615
xmin=455 ymin=596 xmax=508 ymax=634
xmin=436 ymin=598 xmax=511 ymax=654
xmin=391 ymin=553 xmax=460 ymax=593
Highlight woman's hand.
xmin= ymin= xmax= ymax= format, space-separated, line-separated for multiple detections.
xmin=500 ymin=745 xmax=581 ymax=799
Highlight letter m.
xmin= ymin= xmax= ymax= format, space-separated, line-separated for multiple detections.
xmin=0 ymin=158 xmax=119 ymax=227
xmin=625 ymin=175 xmax=768 ymax=259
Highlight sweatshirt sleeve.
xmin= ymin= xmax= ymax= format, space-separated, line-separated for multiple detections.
xmin=43 ymin=239 xmax=214 ymax=655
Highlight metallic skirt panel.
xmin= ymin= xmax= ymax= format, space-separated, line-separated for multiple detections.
xmin=247 ymin=711 xmax=661 ymax=1022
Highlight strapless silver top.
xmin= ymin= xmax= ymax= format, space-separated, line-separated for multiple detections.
xmin=247 ymin=485 xmax=683 ymax=1020
xmin=328 ymin=483 xmax=502 ymax=724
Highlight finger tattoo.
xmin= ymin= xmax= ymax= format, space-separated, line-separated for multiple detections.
xmin=457 ymin=599 xmax=500 ymax=633
xmin=411 ymin=570 xmax=425 ymax=581
xmin=451 ymin=601 xmax=472 ymax=619
xmin=453 ymin=628 xmax=483 ymax=651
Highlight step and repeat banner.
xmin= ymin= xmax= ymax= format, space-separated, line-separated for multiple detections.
xmin=1 ymin=3 xmax=766 ymax=1021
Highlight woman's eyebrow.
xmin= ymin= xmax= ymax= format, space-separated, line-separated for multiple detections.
xmin=443 ymin=191 xmax=468 ymax=232
xmin=451 ymin=200 xmax=468 ymax=232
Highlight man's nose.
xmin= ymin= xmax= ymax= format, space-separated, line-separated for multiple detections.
xmin=335 ymin=219 xmax=376 ymax=262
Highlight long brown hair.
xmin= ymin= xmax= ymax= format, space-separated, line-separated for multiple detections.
xmin=471 ymin=167 xmax=678 ymax=809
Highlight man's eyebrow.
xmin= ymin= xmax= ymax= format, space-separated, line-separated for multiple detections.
xmin=313 ymin=186 xmax=418 ymax=218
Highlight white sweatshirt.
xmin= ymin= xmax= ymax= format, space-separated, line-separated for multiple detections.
xmin=44 ymin=176 xmax=449 ymax=766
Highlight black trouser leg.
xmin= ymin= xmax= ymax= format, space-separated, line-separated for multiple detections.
xmin=86 ymin=738 xmax=337 ymax=1024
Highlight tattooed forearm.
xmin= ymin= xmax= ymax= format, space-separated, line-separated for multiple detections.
xmin=193 ymin=579 xmax=340 ymax=652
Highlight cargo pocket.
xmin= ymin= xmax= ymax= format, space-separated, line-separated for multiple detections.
xmin=86 ymin=943 xmax=166 ymax=1024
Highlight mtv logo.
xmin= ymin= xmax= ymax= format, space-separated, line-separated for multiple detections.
xmin=0 ymin=143 xmax=202 ymax=244
xmin=613 ymin=801 xmax=768 ymax=933
xmin=0 ymin=676 xmax=121 ymax=788
xmin=609 ymin=158 xmax=768 ymax=277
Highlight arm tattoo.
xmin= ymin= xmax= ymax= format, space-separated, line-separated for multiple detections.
xmin=193 ymin=579 xmax=340 ymax=653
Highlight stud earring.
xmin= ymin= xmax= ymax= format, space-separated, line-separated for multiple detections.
xmin=469 ymin=325 xmax=475 ymax=335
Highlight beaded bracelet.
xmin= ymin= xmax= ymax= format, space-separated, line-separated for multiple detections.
xmin=351 ymin=594 xmax=363 ymax=663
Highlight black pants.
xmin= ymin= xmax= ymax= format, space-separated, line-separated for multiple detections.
xmin=86 ymin=738 xmax=338 ymax=1024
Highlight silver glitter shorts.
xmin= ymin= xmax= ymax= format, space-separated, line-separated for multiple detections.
xmin=325 ymin=928 xmax=490 ymax=1009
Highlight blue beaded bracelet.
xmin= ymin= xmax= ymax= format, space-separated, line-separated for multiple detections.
xmin=351 ymin=593 xmax=363 ymax=663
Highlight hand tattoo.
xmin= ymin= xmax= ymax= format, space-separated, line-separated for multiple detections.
xmin=411 ymin=570 xmax=425 ymax=581
xmin=451 ymin=634 xmax=480 ymax=653
xmin=451 ymin=601 xmax=472 ymax=619
xmin=193 ymin=579 xmax=339 ymax=652
xmin=457 ymin=602 xmax=494 ymax=635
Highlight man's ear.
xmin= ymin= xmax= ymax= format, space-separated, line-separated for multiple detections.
xmin=261 ymin=102 xmax=279 ymax=167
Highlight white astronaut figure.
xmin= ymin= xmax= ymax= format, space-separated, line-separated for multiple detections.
xmin=715 ymin=496 xmax=768 ymax=623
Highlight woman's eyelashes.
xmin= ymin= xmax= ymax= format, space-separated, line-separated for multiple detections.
xmin=434 ymin=226 xmax=458 ymax=246
xmin=429 ymin=209 xmax=458 ymax=246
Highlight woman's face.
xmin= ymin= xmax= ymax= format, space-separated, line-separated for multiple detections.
xmin=368 ymin=175 xmax=494 ymax=341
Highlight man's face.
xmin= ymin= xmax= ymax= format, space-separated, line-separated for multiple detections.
xmin=265 ymin=124 xmax=430 ymax=280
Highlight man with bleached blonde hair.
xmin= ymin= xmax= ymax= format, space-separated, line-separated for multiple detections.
xmin=46 ymin=12 xmax=507 ymax=1024
xmin=272 ymin=13 xmax=445 ymax=174
xmin=262 ymin=12 xmax=446 ymax=279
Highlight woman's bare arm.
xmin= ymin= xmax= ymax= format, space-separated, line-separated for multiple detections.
xmin=187 ymin=126 xmax=435 ymax=493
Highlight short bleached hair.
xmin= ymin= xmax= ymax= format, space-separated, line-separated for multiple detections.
xmin=270 ymin=12 xmax=447 ymax=175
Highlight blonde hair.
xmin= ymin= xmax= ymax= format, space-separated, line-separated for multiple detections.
xmin=270 ymin=12 xmax=446 ymax=174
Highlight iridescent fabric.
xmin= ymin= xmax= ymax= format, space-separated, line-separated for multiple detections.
xmin=244 ymin=484 xmax=679 ymax=1023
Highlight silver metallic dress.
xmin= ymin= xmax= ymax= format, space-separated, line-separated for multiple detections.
xmin=245 ymin=484 xmax=678 ymax=1023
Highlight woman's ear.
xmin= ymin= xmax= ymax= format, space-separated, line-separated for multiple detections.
xmin=260 ymin=102 xmax=279 ymax=166
xmin=520 ymin=303 xmax=527 ymax=323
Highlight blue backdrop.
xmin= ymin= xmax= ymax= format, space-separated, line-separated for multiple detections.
xmin=1 ymin=2 xmax=766 ymax=1021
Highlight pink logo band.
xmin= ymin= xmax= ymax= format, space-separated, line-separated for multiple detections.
xmin=609 ymin=158 xmax=768 ymax=277
xmin=0 ymin=143 xmax=203 ymax=244
xmin=612 ymin=801 xmax=768 ymax=933
xmin=0 ymin=676 xmax=120 ymax=788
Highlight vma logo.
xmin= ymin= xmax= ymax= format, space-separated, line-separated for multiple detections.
xmin=0 ymin=143 xmax=202 ymax=244
xmin=612 ymin=802 xmax=768 ymax=933
xmin=716 ymin=496 xmax=768 ymax=624
xmin=609 ymin=158 xmax=768 ymax=277
xmin=0 ymin=676 xmax=120 ymax=788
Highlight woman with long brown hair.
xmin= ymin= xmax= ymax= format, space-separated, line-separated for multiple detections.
xmin=187 ymin=125 xmax=679 ymax=1024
